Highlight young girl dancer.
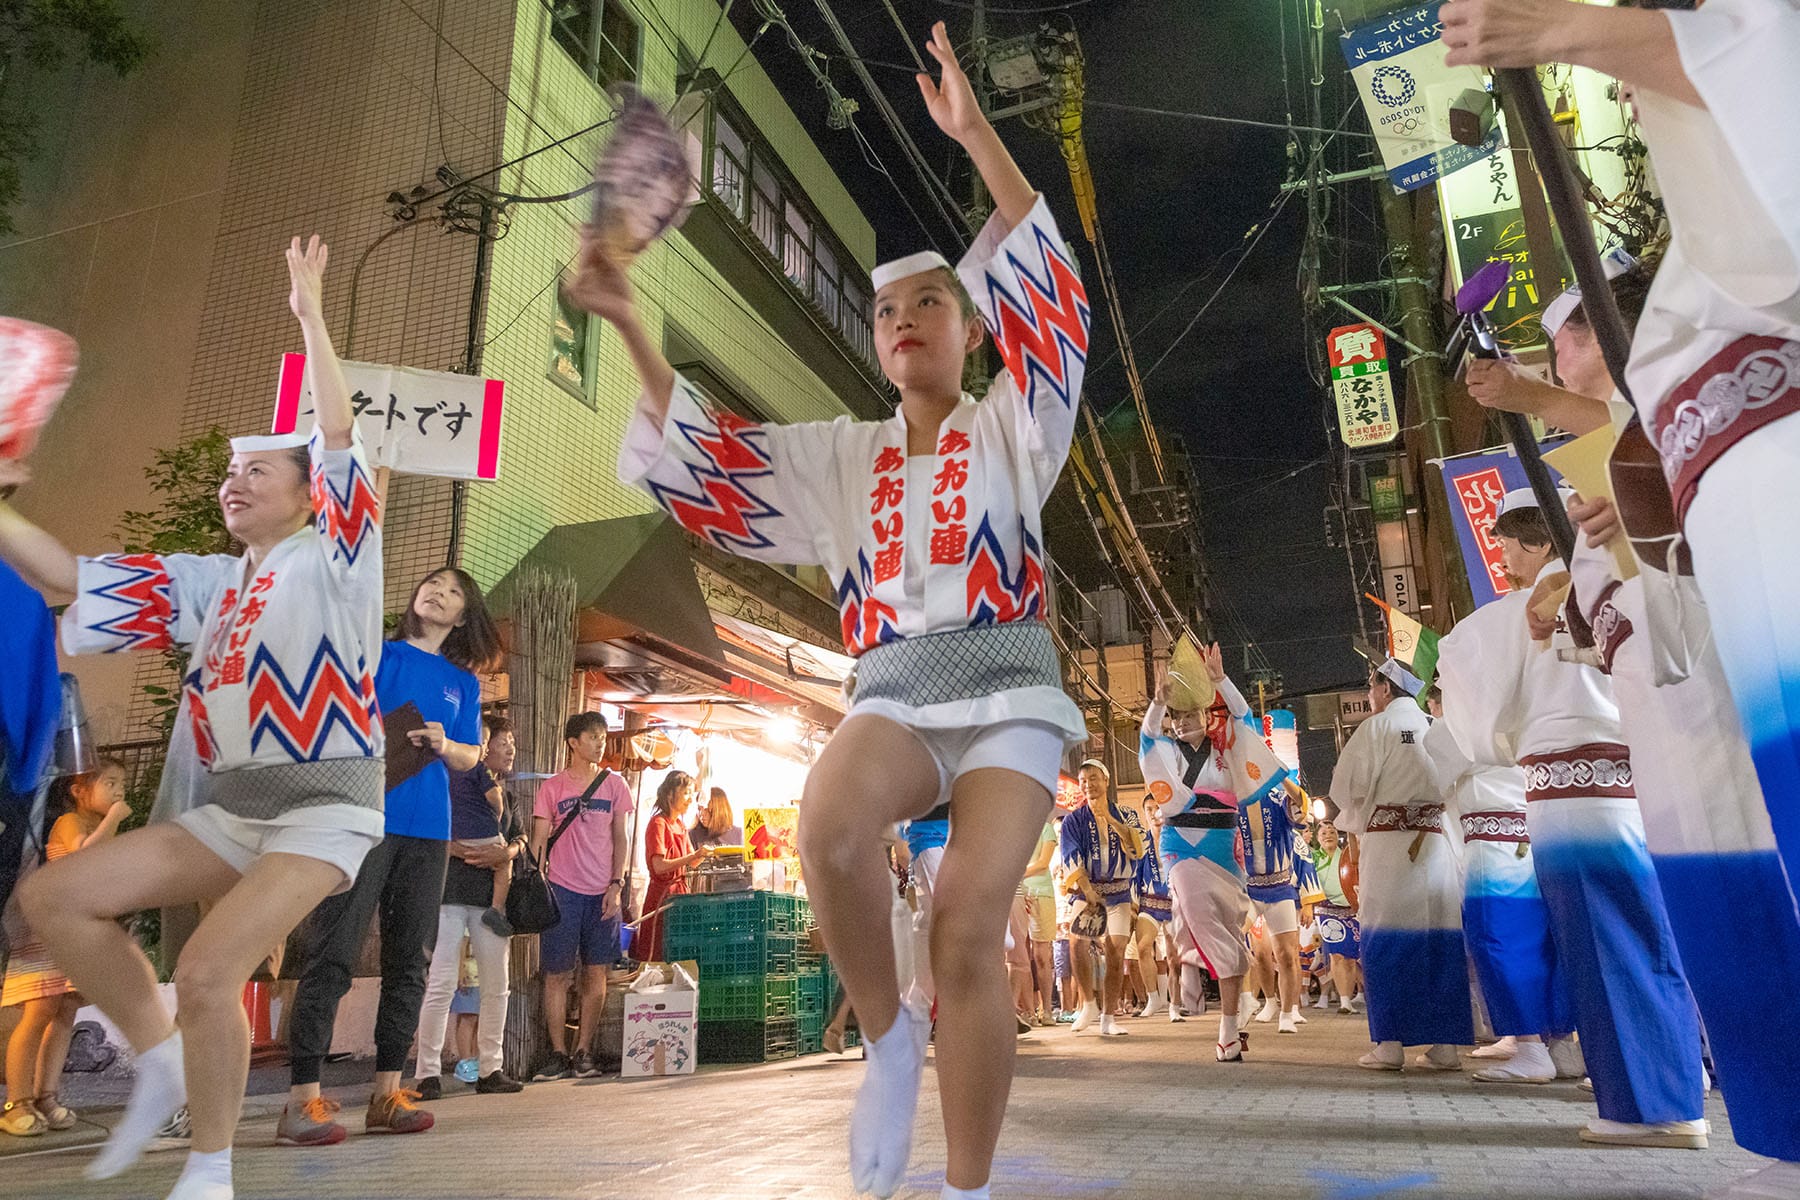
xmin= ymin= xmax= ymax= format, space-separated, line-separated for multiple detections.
xmin=0 ymin=234 xmax=383 ymax=1200
xmin=571 ymin=23 xmax=1089 ymax=1197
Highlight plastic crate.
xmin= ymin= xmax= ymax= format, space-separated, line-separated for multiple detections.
xmin=798 ymin=1008 xmax=825 ymax=1044
xmin=665 ymin=928 xmax=800 ymax=979
xmin=666 ymin=891 xmax=805 ymax=938
xmin=699 ymin=973 xmax=798 ymax=1021
xmin=798 ymin=971 xmax=827 ymax=1016
xmin=699 ymin=1018 xmax=799 ymax=1064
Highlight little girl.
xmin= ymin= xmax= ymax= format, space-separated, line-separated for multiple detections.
xmin=2 ymin=758 xmax=130 ymax=1136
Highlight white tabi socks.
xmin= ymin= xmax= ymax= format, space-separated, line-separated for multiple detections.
xmin=88 ymin=1031 xmax=186 ymax=1180
xmin=1472 ymin=1039 xmax=1554 ymax=1083
xmin=942 ymin=1185 xmax=992 ymax=1200
xmin=166 ymin=1148 xmax=233 ymax=1200
xmin=850 ymin=998 xmax=930 ymax=1198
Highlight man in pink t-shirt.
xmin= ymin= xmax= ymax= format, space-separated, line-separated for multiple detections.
xmin=529 ymin=711 xmax=634 ymax=1080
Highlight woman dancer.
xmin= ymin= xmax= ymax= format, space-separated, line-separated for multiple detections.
xmin=573 ymin=23 xmax=1089 ymax=1198
xmin=0 ymin=234 xmax=383 ymax=1200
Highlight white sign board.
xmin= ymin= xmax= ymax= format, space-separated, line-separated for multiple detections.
xmin=271 ymin=353 xmax=505 ymax=481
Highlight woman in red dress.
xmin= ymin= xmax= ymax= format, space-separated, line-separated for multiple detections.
xmin=640 ymin=772 xmax=706 ymax=962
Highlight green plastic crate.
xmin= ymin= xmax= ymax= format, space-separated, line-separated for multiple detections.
xmin=665 ymin=928 xmax=799 ymax=979
xmin=699 ymin=1018 xmax=799 ymax=1064
xmin=699 ymin=973 xmax=798 ymax=1021
xmin=666 ymin=891 xmax=805 ymax=938
xmin=798 ymin=971 xmax=827 ymax=1016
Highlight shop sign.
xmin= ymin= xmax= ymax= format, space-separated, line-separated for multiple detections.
xmin=1340 ymin=3 xmax=1502 ymax=192
xmin=1437 ymin=148 xmax=1560 ymax=352
xmin=1438 ymin=442 xmax=1568 ymax=607
xmin=270 ymin=353 xmax=505 ymax=480
xmin=1368 ymin=472 xmax=1405 ymax=523
xmin=1328 ymin=324 xmax=1399 ymax=448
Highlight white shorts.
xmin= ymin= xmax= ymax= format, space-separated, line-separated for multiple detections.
xmin=176 ymin=803 xmax=382 ymax=894
xmin=851 ymin=715 xmax=1066 ymax=807
xmin=1250 ymin=897 xmax=1299 ymax=937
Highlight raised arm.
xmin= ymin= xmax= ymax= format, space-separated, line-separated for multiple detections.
xmin=916 ymin=21 xmax=1034 ymax=232
xmin=0 ymin=463 xmax=77 ymax=595
xmin=564 ymin=234 xmax=676 ymax=429
xmin=287 ymin=236 xmax=353 ymax=451
xmin=1440 ymin=0 xmax=1702 ymax=108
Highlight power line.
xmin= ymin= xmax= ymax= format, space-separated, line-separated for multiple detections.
xmin=1085 ymin=98 xmax=1377 ymax=141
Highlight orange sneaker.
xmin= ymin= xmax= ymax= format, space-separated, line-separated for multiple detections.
xmin=275 ymin=1097 xmax=346 ymax=1147
xmin=365 ymin=1089 xmax=434 ymax=1135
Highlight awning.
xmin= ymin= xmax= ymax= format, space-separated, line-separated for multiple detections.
xmin=490 ymin=512 xmax=725 ymax=664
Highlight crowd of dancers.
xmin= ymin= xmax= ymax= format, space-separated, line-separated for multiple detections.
xmin=1 ymin=2 xmax=1799 ymax=1198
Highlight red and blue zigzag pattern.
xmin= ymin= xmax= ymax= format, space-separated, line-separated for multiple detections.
xmin=979 ymin=224 xmax=1090 ymax=417
xmin=83 ymin=554 xmax=176 ymax=652
xmin=312 ymin=453 xmax=382 ymax=567
xmin=648 ymin=398 xmax=786 ymax=554
xmin=246 ymin=638 xmax=377 ymax=761
xmin=183 ymin=668 xmax=219 ymax=767
xmin=965 ymin=514 xmax=1045 ymax=626
xmin=837 ymin=551 xmax=902 ymax=656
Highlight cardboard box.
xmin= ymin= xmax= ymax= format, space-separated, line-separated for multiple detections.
xmin=621 ymin=961 xmax=698 ymax=1078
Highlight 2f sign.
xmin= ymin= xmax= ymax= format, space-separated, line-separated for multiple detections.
xmin=271 ymin=354 xmax=505 ymax=481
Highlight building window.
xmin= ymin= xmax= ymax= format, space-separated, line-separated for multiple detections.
xmin=549 ymin=0 xmax=640 ymax=88
xmin=783 ymin=202 xmax=813 ymax=291
xmin=712 ymin=114 xmax=748 ymax=221
xmin=550 ymin=278 xmax=596 ymax=404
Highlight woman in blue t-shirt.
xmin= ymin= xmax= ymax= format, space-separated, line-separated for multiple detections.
xmin=282 ymin=567 xmax=502 ymax=1144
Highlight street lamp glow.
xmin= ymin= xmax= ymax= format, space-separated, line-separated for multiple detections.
xmin=1311 ymin=799 xmax=1327 ymax=821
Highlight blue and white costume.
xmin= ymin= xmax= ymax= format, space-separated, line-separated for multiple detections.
xmin=1423 ymin=713 xmax=1571 ymax=1041
xmin=1330 ymin=685 xmax=1472 ymax=1049
xmin=1058 ymin=798 xmax=1145 ymax=940
xmin=1440 ymin=558 xmax=1706 ymax=1128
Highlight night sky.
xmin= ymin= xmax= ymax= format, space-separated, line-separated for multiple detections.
xmin=728 ymin=1 xmax=1382 ymax=783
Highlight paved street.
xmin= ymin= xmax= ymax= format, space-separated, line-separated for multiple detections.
xmin=1 ymin=1005 xmax=1771 ymax=1200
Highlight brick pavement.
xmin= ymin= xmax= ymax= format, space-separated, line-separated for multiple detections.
xmin=0 ymin=1005 xmax=1772 ymax=1200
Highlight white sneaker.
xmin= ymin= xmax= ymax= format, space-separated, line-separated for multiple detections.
xmin=1548 ymin=1035 xmax=1586 ymax=1079
xmin=1579 ymin=1117 xmax=1709 ymax=1149
xmin=1358 ymin=1042 xmax=1403 ymax=1071
xmin=1098 ymin=1014 xmax=1129 ymax=1037
xmin=1469 ymin=1035 xmax=1519 ymax=1061
xmin=1254 ymin=998 xmax=1279 ymax=1024
xmin=1277 ymin=1013 xmax=1297 ymax=1034
xmin=1070 ymin=1002 xmax=1099 ymax=1033
xmin=1472 ymin=1040 xmax=1554 ymax=1083
xmin=1413 ymin=1044 xmax=1463 ymax=1072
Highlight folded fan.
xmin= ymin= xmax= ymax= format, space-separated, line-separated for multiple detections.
xmin=0 ymin=319 xmax=78 ymax=460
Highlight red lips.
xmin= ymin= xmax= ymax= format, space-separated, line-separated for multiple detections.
xmin=892 ymin=338 xmax=924 ymax=352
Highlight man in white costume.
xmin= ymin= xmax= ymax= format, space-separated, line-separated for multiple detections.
xmin=1329 ymin=660 xmax=1470 ymax=1071
xmin=1437 ymin=488 xmax=1708 ymax=1148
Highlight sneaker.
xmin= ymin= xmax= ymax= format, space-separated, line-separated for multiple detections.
xmin=480 ymin=907 xmax=514 ymax=938
xmin=365 ymin=1089 xmax=435 ymax=1135
xmin=276 ymin=1097 xmax=347 ymax=1147
xmin=532 ymin=1051 xmax=572 ymax=1081
xmin=147 ymin=1106 xmax=192 ymax=1153
xmin=572 ymin=1050 xmax=601 ymax=1078
xmin=454 ymin=1058 xmax=480 ymax=1084
xmin=35 ymin=1095 xmax=77 ymax=1131
xmin=1579 ymin=1117 xmax=1709 ymax=1149
xmin=475 ymin=1070 xmax=524 ymax=1094
xmin=414 ymin=1075 xmax=442 ymax=1102
xmin=0 ymin=1099 xmax=46 ymax=1137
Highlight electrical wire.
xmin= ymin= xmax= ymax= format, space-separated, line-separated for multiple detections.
xmin=1085 ymin=99 xmax=1377 ymax=141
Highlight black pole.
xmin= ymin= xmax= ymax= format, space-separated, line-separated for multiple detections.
xmin=446 ymin=198 xmax=497 ymax=568
xmin=1500 ymin=410 xmax=1579 ymax=567
xmin=1492 ymin=68 xmax=1637 ymax=411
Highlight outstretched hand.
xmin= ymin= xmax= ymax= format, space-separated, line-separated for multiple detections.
xmin=1203 ymin=641 xmax=1226 ymax=684
xmin=287 ymin=235 xmax=329 ymax=324
xmin=916 ymin=21 xmax=985 ymax=144
xmin=564 ymin=229 xmax=638 ymax=325
xmin=1441 ymin=0 xmax=1565 ymax=68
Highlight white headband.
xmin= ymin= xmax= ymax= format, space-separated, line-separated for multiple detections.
xmin=231 ymin=432 xmax=310 ymax=453
xmin=871 ymin=250 xmax=952 ymax=291
xmin=1540 ymin=247 xmax=1639 ymax=339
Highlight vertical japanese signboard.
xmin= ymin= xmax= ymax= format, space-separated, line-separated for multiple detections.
xmin=1367 ymin=472 xmax=1405 ymax=523
xmin=271 ymin=354 xmax=506 ymax=481
xmin=1340 ymin=2 xmax=1502 ymax=192
xmin=1328 ymin=324 xmax=1399 ymax=448
xmin=1437 ymin=148 xmax=1563 ymax=352
xmin=1438 ymin=443 xmax=1569 ymax=607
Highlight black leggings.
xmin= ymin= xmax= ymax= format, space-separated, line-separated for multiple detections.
xmin=287 ymin=833 xmax=448 ymax=1084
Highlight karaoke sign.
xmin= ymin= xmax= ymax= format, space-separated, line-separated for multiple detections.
xmin=1327 ymin=324 xmax=1399 ymax=448
xmin=270 ymin=354 xmax=505 ymax=481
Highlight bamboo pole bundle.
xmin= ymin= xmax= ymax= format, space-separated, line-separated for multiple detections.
xmin=501 ymin=563 xmax=577 ymax=1077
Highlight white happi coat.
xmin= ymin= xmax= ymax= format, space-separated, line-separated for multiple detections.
xmin=1330 ymin=696 xmax=1460 ymax=934
xmin=1140 ymin=677 xmax=1280 ymax=822
xmin=619 ymin=195 xmax=1089 ymax=742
